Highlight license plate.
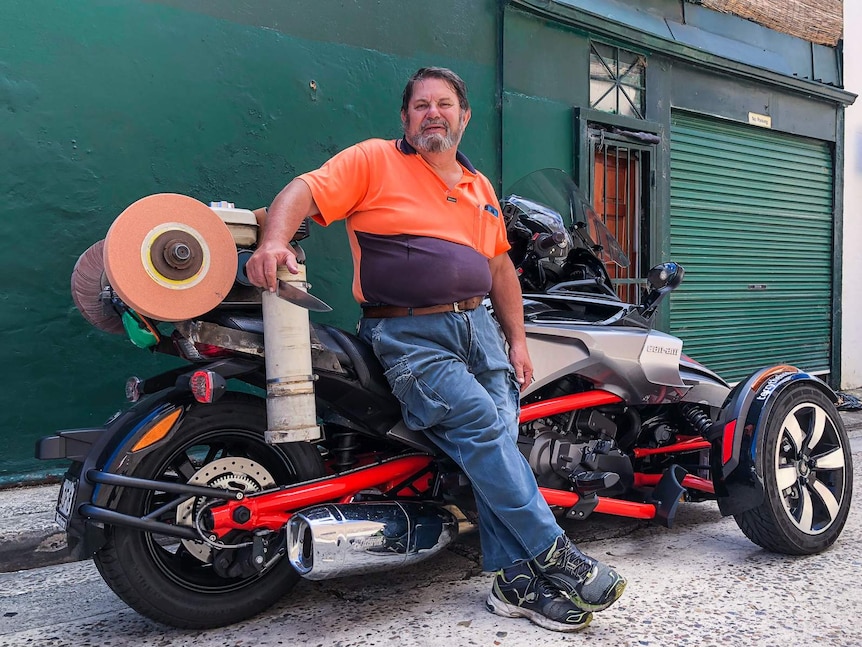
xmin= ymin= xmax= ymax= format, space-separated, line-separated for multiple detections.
xmin=55 ymin=478 xmax=77 ymax=531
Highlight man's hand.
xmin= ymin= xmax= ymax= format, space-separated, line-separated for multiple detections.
xmin=508 ymin=340 xmax=534 ymax=392
xmin=245 ymin=241 xmax=300 ymax=293
xmin=488 ymin=253 xmax=534 ymax=391
xmin=244 ymin=178 xmax=319 ymax=292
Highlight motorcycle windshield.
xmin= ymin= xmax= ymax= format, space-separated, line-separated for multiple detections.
xmin=506 ymin=169 xmax=630 ymax=269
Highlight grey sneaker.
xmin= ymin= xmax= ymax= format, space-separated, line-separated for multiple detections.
xmin=486 ymin=561 xmax=593 ymax=633
xmin=533 ymin=535 xmax=626 ymax=612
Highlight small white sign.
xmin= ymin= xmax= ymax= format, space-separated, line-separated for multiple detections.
xmin=55 ymin=477 xmax=77 ymax=531
xmin=748 ymin=112 xmax=772 ymax=128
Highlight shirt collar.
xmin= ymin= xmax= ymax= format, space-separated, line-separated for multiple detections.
xmin=396 ymin=138 xmax=477 ymax=174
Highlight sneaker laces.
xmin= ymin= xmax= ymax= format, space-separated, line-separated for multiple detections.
xmin=534 ymin=575 xmax=566 ymax=599
xmin=551 ymin=543 xmax=593 ymax=580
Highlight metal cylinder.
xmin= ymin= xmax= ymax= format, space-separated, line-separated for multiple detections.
xmin=286 ymin=502 xmax=458 ymax=580
xmin=261 ymin=264 xmax=320 ymax=443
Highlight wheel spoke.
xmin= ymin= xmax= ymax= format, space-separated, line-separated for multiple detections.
xmin=782 ymin=415 xmax=805 ymax=455
xmin=203 ymin=444 xmax=223 ymax=464
xmin=812 ymin=447 xmax=845 ymax=470
xmin=776 ymin=464 xmax=799 ymax=490
xmin=795 ymin=485 xmax=814 ymax=531
xmin=171 ymin=451 xmax=199 ymax=481
xmin=804 ymin=407 xmax=826 ymax=453
xmin=810 ymin=479 xmax=840 ymax=521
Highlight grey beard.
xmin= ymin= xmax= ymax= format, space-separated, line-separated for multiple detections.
xmin=407 ymin=128 xmax=457 ymax=153
xmin=405 ymin=115 xmax=465 ymax=153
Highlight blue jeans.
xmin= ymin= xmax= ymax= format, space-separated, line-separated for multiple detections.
xmin=358 ymin=306 xmax=562 ymax=571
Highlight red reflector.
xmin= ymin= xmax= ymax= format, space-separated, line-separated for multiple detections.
xmin=194 ymin=343 xmax=232 ymax=359
xmin=190 ymin=370 xmax=214 ymax=403
xmin=721 ymin=420 xmax=737 ymax=465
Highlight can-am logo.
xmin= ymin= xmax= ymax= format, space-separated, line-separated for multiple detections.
xmin=645 ymin=344 xmax=680 ymax=356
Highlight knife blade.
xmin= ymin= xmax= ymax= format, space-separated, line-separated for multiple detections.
xmin=276 ymin=280 xmax=332 ymax=312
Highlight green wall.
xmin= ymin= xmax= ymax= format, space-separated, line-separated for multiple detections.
xmin=501 ymin=8 xmax=589 ymax=188
xmin=1 ymin=0 xmax=848 ymax=482
xmin=1 ymin=0 xmax=499 ymax=482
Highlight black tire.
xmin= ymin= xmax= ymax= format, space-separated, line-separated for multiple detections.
xmin=93 ymin=394 xmax=325 ymax=628
xmin=734 ymin=385 xmax=853 ymax=555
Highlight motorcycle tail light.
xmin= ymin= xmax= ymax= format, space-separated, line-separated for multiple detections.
xmin=172 ymin=334 xmax=231 ymax=361
xmin=193 ymin=343 xmax=233 ymax=359
xmin=190 ymin=370 xmax=226 ymax=404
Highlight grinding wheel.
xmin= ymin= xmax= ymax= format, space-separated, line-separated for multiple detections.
xmin=70 ymin=239 xmax=126 ymax=335
xmin=103 ymin=194 xmax=238 ymax=321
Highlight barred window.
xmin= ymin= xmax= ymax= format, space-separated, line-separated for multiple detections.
xmin=589 ymin=42 xmax=646 ymax=119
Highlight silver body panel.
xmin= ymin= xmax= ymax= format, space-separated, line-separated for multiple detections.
xmin=522 ymin=321 xmax=730 ymax=407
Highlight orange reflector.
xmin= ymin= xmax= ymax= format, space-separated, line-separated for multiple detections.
xmin=131 ymin=408 xmax=183 ymax=452
xmin=721 ymin=420 xmax=737 ymax=465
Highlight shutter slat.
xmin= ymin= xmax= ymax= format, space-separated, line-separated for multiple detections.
xmin=669 ymin=112 xmax=833 ymax=381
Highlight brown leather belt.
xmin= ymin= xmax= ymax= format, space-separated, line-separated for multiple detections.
xmin=361 ymin=296 xmax=484 ymax=318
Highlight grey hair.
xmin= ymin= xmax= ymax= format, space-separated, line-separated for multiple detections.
xmin=400 ymin=67 xmax=470 ymax=113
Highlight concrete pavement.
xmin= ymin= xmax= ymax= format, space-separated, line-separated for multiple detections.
xmin=2 ymin=442 xmax=862 ymax=646
xmin=2 ymin=389 xmax=861 ymax=574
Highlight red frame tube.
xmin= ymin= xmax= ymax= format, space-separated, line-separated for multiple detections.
xmin=633 ymin=473 xmax=715 ymax=494
xmin=633 ymin=438 xmax=712 ymax=458
xmin=209 ymin=455 xmax=434 ymax=537
xmin=540 ymin=488 xmax=657 ymax=520
xmin=205 ymin=389 xmax=721 ymax=538
xmin=519 ymin=390 xmax=623 ymax=423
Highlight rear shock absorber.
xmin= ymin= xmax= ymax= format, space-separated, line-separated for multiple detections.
xmin=332 ymin=430 xmax=360 ymax=471
xmin=680 ymin=403 xmax=713 ymax=437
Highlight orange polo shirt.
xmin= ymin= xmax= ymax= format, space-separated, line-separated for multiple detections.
xmin=299 ymin=138 xmax=509 ymax=307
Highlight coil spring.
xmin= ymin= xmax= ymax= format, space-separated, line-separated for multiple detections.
xmin=680 ymin=403 xmax=713 ymax=437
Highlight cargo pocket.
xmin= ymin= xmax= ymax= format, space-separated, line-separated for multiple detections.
xmin=506 ymin=369 xmax=522 ymax=422
xmin=383 ymin=359 xmax=450 ymax=431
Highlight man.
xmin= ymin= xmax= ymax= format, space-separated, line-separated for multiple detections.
xmin=245 ymin=67 xmax=626 ymax=633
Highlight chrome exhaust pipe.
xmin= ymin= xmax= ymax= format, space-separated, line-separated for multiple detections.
xmin=286 ymin=502 xmax=458 ymax=580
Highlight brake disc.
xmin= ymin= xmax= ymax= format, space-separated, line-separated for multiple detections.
xmin=176 ymin=456 xmax=276 ymax=563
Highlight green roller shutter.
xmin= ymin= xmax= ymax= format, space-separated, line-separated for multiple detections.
xmin=669 ymin=111 xmax=834 ymax=383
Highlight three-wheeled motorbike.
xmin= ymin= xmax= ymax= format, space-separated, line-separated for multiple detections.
xmin=37 ymin=169 xmax=852 ymax=629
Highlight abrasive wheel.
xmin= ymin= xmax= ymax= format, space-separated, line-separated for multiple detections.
xmin=70 ymin=239 xmax=125 ymax=334
xmin=103 ymin=193 xmax=238 ymax=321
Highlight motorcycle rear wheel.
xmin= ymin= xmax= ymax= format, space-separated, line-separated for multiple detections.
xmin=734 ymin=385 xmax=853 ymax=555
xmin=93 ymin=394 xmax=325 ymax=628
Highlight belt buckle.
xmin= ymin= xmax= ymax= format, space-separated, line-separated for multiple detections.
xmin=452 ymin=300 xmax=463 ymax=313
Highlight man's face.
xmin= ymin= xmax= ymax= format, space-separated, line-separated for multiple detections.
xmin=401 ymin=78 xmax=471 ymax=154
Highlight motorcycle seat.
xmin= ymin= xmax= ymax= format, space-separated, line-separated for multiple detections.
xmin=314 ymin=324 xmax=392 ymax=398
xmin=197 ymin=311 xmax=392 ymax=397
xmin=202 ymin=311 xmax=264 ymax=335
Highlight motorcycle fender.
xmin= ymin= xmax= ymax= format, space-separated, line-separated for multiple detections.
xmin=709 ymin=366 xmax=836 ymax=516
xmin=39 ymin=389 xmax=197 ymax=559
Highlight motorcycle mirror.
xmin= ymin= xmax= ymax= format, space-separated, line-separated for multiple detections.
xmin=647 ymin=262 xmax=684 ymax=291
xmin=640 ymin=262 xmax=685 ymax=319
